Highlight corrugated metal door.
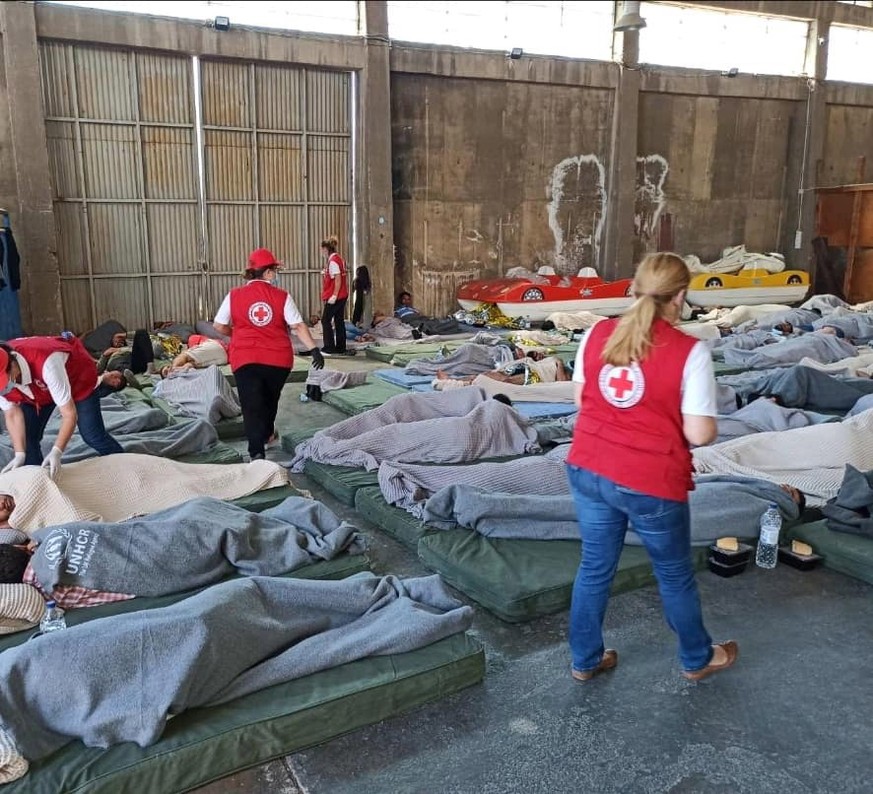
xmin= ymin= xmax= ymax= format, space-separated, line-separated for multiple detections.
xmin=40 ymin=42 xmax=352 ymax=331
xmin=199 ymin=60 xmax=352 ymax=319
xmin=40 ymin=41 xmax=201 ymax=331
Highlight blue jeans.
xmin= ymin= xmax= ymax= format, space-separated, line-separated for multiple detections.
xmin=566 ymin=465 xmax=713 ymax=673
xmin=21 ymin=392 xmax=124 ymax=465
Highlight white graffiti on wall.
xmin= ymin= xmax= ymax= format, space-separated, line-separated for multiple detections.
xmin=547 ymin=155 xmax=607 ymax=275
xmin=634 ymin=154 xmax=669 ymax=242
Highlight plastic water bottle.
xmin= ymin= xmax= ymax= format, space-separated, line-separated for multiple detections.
xmin=755 ymin=503 xmax=781 ymax=569
xmin=39 ymin=600 xmax=67 ymax=634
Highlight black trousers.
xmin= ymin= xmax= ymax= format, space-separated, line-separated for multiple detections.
xmin=233 ymin=363 xmax=290 ymax=459
xmin=321 ymin=297 xmax=348 ymax=353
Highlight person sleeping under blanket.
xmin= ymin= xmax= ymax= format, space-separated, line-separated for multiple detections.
xmin=0 ymin=573 xmax=473 ymax=785
xmin=432 ymin=352 xmax=570 ymax=390
xmin=0 ymin=497 xmax=363 ymax=611
xmin=151 ymin=364 xmax=241 ymax=424
xmin=416 ymin=469 xmax=806 ymax=546
xmin=0 ymin=453 xmax=289 ymax=532
xmin=159 ymin=335 xmax=229 ymax=378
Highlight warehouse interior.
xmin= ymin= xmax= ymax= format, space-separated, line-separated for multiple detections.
xmin=1 ymin=1 xmax=873 ymax=792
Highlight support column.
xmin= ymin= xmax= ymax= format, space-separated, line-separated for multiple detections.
xmin=602 ymin=28 xmax=640 ymax=281
xmin=795 ymin=15 xmax=830 ymax=276
xmin=357 ymin=1 xmax=395 ymax=314
xmin=1 ymin=1 xmax=61 ymax=334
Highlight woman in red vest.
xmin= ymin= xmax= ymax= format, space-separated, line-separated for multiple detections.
xmin=214 ymin=248 xmax=324 ymax=462
xmin=320 ymin=235 xmax=351 ymax=355
xmin=566 ymin=253 xmax=737 ymax=683
xmin=0 ymin=336 xmax=123 ymax=479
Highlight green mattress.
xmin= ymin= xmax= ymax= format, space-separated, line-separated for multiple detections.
xmin=174 ymin=443 xmax=243 ymax=465
xmin=229 ymin=484 xmax=302 ymax=512
xmin=365 ymin=343 xmax=447 ymax=364
xmin=220 ymin=358 xmax=310 ymax=387
xmin=303 ymin=461 xmax=379 ymax=506
xmin=355 ymin=486 xmax=433 ymax=549
xmin=785 ymin=520 xmax=873 ymax=584
xmin=5 ymin=631 xmax=484 ymax=794
xmin=280 ymin=403 xmax=350 ymax=453
xmin=323 ymin=380 xmax=408 ymax=415
xmin=417 ymin=530 xmax=708 ymax=623
xmin=712 ymin=361 xmax=750 ymax=376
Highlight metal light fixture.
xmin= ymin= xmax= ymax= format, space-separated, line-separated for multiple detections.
xmin=614 ymin=1 xmax=646 ymax=32
xmin=509 ymin=47 xmax=524 ymax=59
xmin=214 ymin=16 xmax=231 ymax=31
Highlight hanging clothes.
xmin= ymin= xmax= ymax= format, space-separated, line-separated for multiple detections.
xmin=0 ymin=212 xmax=24 ymax=340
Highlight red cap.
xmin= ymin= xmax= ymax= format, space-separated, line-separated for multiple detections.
xmin=0 ymin=348 xmax=9 ymax=392
xmin=248 ymin=248 xmax=282 ymax=271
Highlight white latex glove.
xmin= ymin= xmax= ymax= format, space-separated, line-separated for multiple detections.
xmin=327 ymin=296 xmax=337 ymax=305
xmin=41 ymin=446 xmax=63 ymax=479
xmin=0 ymin=452 xmax=26 ymax=475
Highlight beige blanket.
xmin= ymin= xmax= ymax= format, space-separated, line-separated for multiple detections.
xmin=0 ymin=454 xmax=288 ymax=532
xmin=693 ymin=408 xmax=873 ymax=505
xmin=471 ymin=375 xmax=576 ymax=403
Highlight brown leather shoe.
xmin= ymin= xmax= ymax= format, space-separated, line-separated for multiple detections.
xmin=571 ymin=649 xmax=618 ymax=682
xmin=682 ymin=640 xmax=739 ymax=682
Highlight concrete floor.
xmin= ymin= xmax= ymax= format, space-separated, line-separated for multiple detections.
xmin=198 ymin=360 xmax=873 ymax=794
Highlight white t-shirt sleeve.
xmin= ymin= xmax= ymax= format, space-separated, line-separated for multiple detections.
xmin=681 ymin=341 xmax=718 ymax=416
xmin=284 ymin=295 xmax=304 ymax=327
xmin=214 ymin=294 xmax=232 ymax=325
xmin=327 ymin=261 xmax=341 ymax=278
xmin=571 ymin=328 xmax=596 ymax=387
xmin=0 ymin=394 xmax=11 ymax=411
xmin=42 ymin=352 xmax=73 ymax=406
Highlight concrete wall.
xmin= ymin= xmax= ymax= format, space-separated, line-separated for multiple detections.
xmin=391 ymin=72 xmax=615 ymax=309
xmin=822 ymin=84 xmax=873 ymax=185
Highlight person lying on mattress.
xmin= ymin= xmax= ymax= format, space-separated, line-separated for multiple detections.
xmin=159 ymin=335 xmax=229 ymax=378
xmin=0 ymin=453 xmax=289 ymax=532
xmin=0 ymin=497 xmax=363 ymax=611
xmin=432 ymin=352 xmax=571 ymax=390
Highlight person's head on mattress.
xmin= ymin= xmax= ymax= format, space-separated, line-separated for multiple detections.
xmin=0 ymin=544 xmax=29 ymax=584
xmin=0 ymin=494 xmax=13 ymax=527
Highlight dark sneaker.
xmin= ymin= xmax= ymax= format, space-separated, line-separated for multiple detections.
xmin=337 ymin=349 xmax=357 ymax=356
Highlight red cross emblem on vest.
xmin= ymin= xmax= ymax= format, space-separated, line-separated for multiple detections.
xmin=598 ymin=363 xmax=645 ymax=408
xmin=248 ymin=301 xmax=273 ymax=327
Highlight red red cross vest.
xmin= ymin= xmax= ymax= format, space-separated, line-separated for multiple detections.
xmin=5 ymin=336 xmax=97 ymax=408
xmin=321 ymin=253 xmax=349 ymax=302
xmin=566 ymin=317 xmax=698 ymax=502
xmin=228 ymin=281 xmax=294 ymax=371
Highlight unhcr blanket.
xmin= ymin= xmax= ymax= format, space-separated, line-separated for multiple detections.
xmin=0 ymin=573 xmax=473 ymax=782
xmin=693 ymin=408 xmax=873 ymax=504
xmin=29 ymin=496 xmax=363 ymax=598
xmin=0 ymin=455 xmax=288 ymax=532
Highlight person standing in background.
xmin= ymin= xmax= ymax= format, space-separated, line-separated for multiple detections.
xmin=565 ymin=253 xmax=737 ymax=683
xmin=320 ymin=235 xmax=350 ymax=356
xmin=213 ymin=248 xmax=324 ymax=462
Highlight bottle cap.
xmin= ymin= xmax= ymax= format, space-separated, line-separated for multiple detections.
xmin=45 ymin=600 xmax=56 ymax=608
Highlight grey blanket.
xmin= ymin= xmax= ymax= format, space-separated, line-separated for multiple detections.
xmin=0 ymin=573 xmax=473 ymax=765
xmin=0 ymin=393 xmax=220 ymax=465
xmin=152 ymin=365 xmax=241 ymax=424
xmin=305 ymin=369 xmax=369 ymax=392
xmin=821 ymin=465 xmax=873 ymax=537
xmin=812 ymin=312 xmax=873 ymax=341
xmin=742 ymin=308 xmax=822 ymax=331
xmin=422 ymin=474 xmax=799 ymax=545
xmin=716 ymin=398 xmax=835 ymax=443
xmin=719 ymin=365 xmax=873 ymax=411
xmin=293 ymin=398 xmax=539 ymax=472
xmin=29 ymin=496 xmax=364 ymax=597
xmin=404 ymin=343 xmax=514 ymax=377
xmin=710 ymin=329 xmax=778 ymax=353
xmin=722 ymin=333 xmax=857 ymax=369
xmin=381 ymin=445 xmax=569 ymax=517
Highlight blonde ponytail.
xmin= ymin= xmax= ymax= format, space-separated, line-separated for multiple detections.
xmin=601 ymin=253 xmax=690 ymax=366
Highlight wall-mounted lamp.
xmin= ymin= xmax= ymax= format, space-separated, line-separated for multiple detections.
xmin=213 ymin=16 xmax=231 ymax=31
xmin=509 ymin=47 xmax=524 ymax=60
xmin=614 ymin=1 xmax=646 ymax=32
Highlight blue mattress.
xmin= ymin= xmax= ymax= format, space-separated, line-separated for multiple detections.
xmin=373 ymin=369 xmax=433 ymax=388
